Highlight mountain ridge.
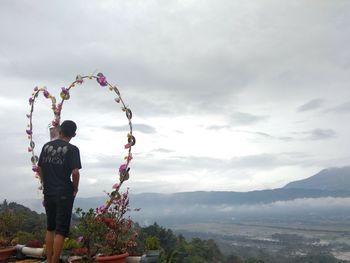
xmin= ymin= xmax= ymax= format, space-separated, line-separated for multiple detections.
xmin=284 ymin=166 xmax=350 ymax=190
xmin=17 ymin=166 xmax=350 ymax=215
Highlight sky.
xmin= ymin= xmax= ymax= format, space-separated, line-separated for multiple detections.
xmin=0 ymin=0 xmax=349 ymax=200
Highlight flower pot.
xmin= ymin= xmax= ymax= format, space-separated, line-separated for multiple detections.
xmin=96 ymin=252 xmax=129 ymax=263
xmin=15 ymin=244 xmax=26 ymax=259
xmin=126 ymin=256 xmax=141 ymax=263
xmin=0 ymin=247 xmax=15 ymax=261
xmin=68 ymin=255 xmax=83 ymax=263
xmin=22 ymin=246 xmax=44 ymax=258
xmin=140 ymin=250 xmax=160 ymax=263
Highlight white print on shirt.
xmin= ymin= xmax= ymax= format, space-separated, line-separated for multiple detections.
xmin=42 ymin=144 xmax=68 ymax=165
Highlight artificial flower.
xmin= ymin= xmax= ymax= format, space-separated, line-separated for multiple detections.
xmin=119 ymin=164 xmax=128 ymax=173
xmin=60 ymin=87 xmax=70 ymax=100
xmin=43 ymin=90 xmax=50 ymax=98
xmin=124 ymin=154 xmax=133 ymax=161
xmin=97 ymin=72 xmax=108 ymax=86
xmin=76 ymin=75 xmax=84 ymax=84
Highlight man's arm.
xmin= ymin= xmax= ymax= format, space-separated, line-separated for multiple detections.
xmin=72 ymin=168 xmax=80 ymax=197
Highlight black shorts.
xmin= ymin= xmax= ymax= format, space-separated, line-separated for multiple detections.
xmin=44 ymin=194 xmax=74 ymax=237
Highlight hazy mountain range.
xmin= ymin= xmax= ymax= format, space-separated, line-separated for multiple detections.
xmin=284 ymin=166 xmax=350 ymax=190
xmin=17 ymin=166 xmax=350 ymax=225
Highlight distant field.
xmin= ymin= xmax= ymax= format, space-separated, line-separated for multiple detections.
xmin=171 ymin=222 xmax=350 ymax=262
xmin=172 ymin=221 xmax=350 ymax=238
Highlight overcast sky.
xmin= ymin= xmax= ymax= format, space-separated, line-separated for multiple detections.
xmin=1 ymin=0 xmax=349 ymax=200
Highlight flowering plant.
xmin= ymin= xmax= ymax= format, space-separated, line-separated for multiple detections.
xmin=95 ymin=189 xmax=138 ymax=256
xmin=0 ymin=204 xmax=22 ymax=248
xmin=74 ymin=161 xmax=138 ymax=259
xmin=74 ymin=188 xmax=138 ymax=259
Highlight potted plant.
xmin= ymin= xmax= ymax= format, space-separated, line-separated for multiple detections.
xmin=94 ymin=188 xmax=138 ymax=263
xmin=58 ymin=237 xmax=80 ymax=262
xmin=0 ymin=238 xmax=15 ymax=261
xmin=73 ymin=208 xmax=105 ymax=261
xmin=74 ymin=188 xmax=138 ymax=263
xmin=126 ymin=232 xmax=143 ymax=263
xmin=140 ymin=236 xmax=161 ymax=263
xmin=0 ymin=203 xmax=23 ymax=261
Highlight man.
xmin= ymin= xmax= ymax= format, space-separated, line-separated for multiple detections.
xmin=38 ymin=120 xmax=81 ymax=263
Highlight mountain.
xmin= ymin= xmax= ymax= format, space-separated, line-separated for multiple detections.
xmin=17 ymin=166 xmax=350 ymax=225
xmin=284 ymin=166 xmax=350 ymax=190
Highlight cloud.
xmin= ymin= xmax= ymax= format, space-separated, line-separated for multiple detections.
xmin=297 ymin=99 xmax=324 ymax=112
xmin=104 ymin=123 xmax=156 ymax=134
xmin=152 ymin=148 xmax=174 ymax=154
xmin=230 ymin=112 xmax=268 ymax=126
xmin=228 ymin=153 xmax=299 ymax=169
xmin=82 ymin=151 xmax=309 ymax=178
xmin=298 ymin=129 xmax=337 ymax=141
xmin=223 ymin=197 xmax=350 ymax=212
xmin=326 ymin=101 xmax=350 ymax=114
xmin=204 ymin=127 xmax=295 ymax=142
xmin=206 ymin=125 xmax=232 ymax=131
xmin=235 ymin=130 xmax=295 ymax=142
xmin=0 ymin=0 xmax=350 ymax=200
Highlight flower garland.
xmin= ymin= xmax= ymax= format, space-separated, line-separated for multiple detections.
xmin=26 ymin=73 xmax=135 ymax=209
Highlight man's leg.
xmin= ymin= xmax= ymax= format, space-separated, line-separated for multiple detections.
xmin=54 ymin=194 xmax=74 ymax=263
xmin=52 ymin=234 xmax=65 ymax=263
xmin=44 ymin=195 xmax=56 ymax=263
xmin=45 ymin=230 xmax=55 ymax=263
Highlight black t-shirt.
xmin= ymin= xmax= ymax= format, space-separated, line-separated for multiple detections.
xmin=38 ymin=139 xmax=81 ymax=196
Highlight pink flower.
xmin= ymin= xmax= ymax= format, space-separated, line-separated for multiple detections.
xmin=61 ymin=87 xmax=69 ymax=95
xmin=119 ymin=164 xmax=127 ymax=173
xmin=29 ymin=97 xmax=34 ymax=105
xmin=32 ymin=165 xmax=39 ymax=172
xmin=124 ymin=143 xmax=132 ymax=149
xmin=124 ymin=154 xmax=133 ymax=161
xmin=60 ymin=87 xmax=70 ymax=100
xmin=96 ymin=205 xmax=107 ymax=215
xmin=112 ymin=183 xmax=120 ymax=189
xmin=43 ymin=90 xmax=50 ymax=98
xmin=26 ymin=129 xmax=32 ymax=135
xmin=97 ymin=73 xmax=108 ymax=86
xmin=34 ymin=86 xmax=38 ymax=91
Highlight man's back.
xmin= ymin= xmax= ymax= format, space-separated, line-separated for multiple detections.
xmin=39 ymin=139 xmax=81 ymax=196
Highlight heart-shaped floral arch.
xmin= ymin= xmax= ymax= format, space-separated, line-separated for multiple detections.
xmin=26 ymin=73 xmax=135 ymax=209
